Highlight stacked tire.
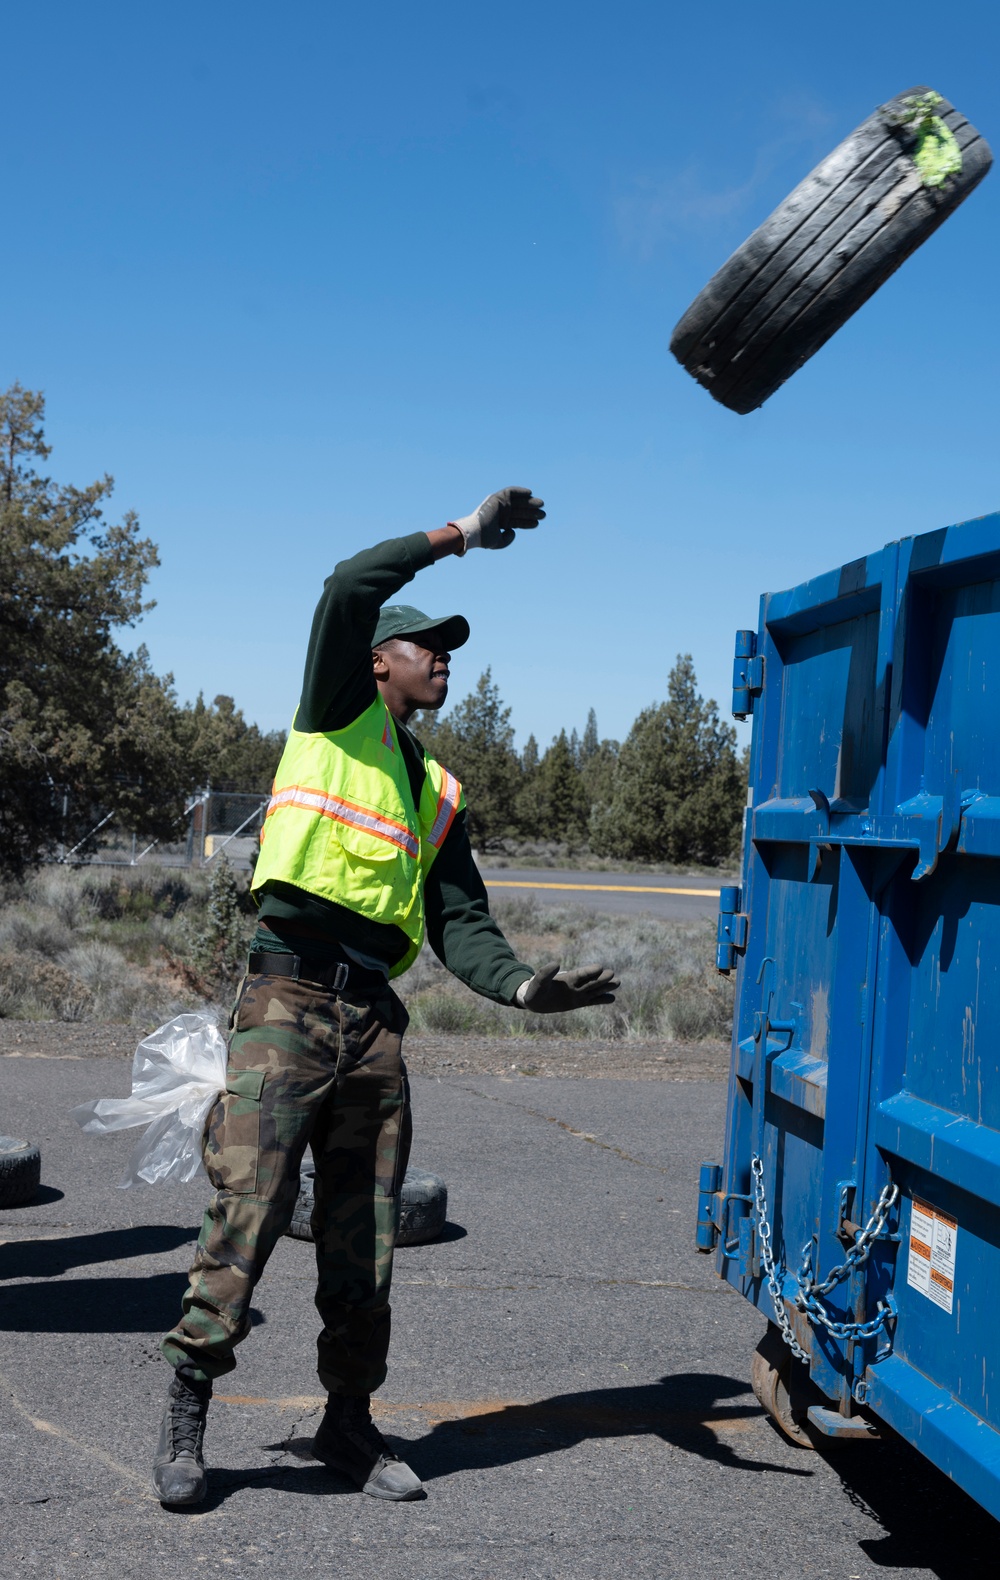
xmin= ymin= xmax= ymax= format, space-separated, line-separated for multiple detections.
xmin=0 ymin=1137 xmax=41 ymax=1207
xmin=286 ymin=1163 xmax=448 ymax=1247
xmin=670 ymin=88 xmax=993 ymax=414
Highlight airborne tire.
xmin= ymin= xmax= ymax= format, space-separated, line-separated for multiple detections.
xmin=0 ymin=1136 xmax=42 ymax=1208
xmin=670 ymin=87 xmax=993 ymax=414
xmin=286 ymin=1164 xmax=448 ymax=1247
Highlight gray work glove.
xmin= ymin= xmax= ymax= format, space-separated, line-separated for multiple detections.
xmin=449 ymin=486 xmax=545 ymax=552
xmin=515 ymin=962 xmax=620 ymax=1014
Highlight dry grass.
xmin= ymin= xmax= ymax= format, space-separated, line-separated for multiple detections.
xmin=0 ymin=868 xmax=732 ymax=1044
xmin=0 ymin=866 xmax=213 ymax=1026
xmin=398 ymin=895 xmax=732 ymax=1043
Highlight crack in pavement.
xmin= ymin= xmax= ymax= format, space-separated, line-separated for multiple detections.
xmin=454 ymin=1082 xmax=672 ymax=1174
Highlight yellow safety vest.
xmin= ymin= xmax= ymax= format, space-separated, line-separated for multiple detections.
xmin=251 ymin=698 xmax=464 ymax=977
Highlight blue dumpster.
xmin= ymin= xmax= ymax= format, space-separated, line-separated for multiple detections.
xmin=700 ymin=509 xmax=1000 ymax=1516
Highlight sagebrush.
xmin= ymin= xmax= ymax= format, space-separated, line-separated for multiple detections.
xmin=0 ymin=866 xmax=731 ymax=1043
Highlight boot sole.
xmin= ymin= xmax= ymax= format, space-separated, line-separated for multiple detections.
xmin=154 ymin=1484 xmax=207 ymax=1507
xmin=313 ymin=1439 xmax=423 ymax=1501
xmin=362 ymin=1477 xmax=423 ymax=1502
xmin=152 ymin=1467 xmax=207 ymax=1506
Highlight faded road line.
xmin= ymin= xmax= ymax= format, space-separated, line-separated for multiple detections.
xmin=485 ymin=880 xmax=720 ymax=897
xmin=0 ymin=1364 xmax=154 ymax=1496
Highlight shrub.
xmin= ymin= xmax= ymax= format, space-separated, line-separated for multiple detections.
xmin=659 ymin=973 xmax=734 ymax=1042
xmin=491 ymin=894 xmax=546 ymax=933
xmin=188 ymin=856 xmax=252 ymax=986
xmin=0 ymin=950 xmax=92 ymax=1021
xmin=0 ymin=905 xmax=75 ymax=959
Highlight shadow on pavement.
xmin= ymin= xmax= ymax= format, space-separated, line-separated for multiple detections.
xmin=0 ymin=1224 xmax=197 ymax=1281
xmin=816 ymin=1436 xmax=999 ymax=1578
xmin=0 ymin=1271 xmax=190 ymax=1331
xmin=403 ymin=1373 xmax=814 ymax=1481
xmin=180 ymin=1463 xmax=352 ymax=1512
xmin=5 ymin=1184 xmax=66 ymax=1207
xmin=0 ymin=1224 xmax=203 ymax=1333
xmin=427 ymin=1221 xmax=467 ymax=1244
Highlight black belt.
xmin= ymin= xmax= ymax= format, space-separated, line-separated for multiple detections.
xmin=247 ymin=949 xmax=387 ymax=994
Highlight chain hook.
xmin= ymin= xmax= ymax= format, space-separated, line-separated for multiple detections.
xmin=750 ymin=1155 xmax=898 ymax=1355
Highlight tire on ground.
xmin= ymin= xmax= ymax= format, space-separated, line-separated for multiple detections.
xmin=286 ymin=1164 xmax=448 ymax=1247
xmin=670 ymin=87 xmax=993 ymax=414
xmin=750 ymin=1322 xmax=820 ymax=1449
xmin=0 ymin=1137 xmax=42 ymax=1208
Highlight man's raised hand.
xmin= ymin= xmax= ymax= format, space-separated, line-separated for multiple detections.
xmin=449 ymin=486 xmax=545 ymax=553
xmin=516 ymin=962 xmax=620 ymax=1014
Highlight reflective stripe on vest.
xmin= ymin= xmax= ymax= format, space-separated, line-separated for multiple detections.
xmin=427 ymin=768 xmax=461 ymax=849
xmin=250 ymin=696 xmax=465 ymax=976
xmin=264 ymin=783 xmax=419 ymax=859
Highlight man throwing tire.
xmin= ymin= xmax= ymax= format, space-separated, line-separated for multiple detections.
xmin=154 ymin=488 xmax=619 ymax=1506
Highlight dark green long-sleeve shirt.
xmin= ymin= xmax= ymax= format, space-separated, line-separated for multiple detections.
xmin=256 ymin=532 xmax=533 ymax=1006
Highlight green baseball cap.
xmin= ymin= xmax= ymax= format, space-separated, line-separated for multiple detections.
xmin=372 ymin=604 xmax=470 ymax=650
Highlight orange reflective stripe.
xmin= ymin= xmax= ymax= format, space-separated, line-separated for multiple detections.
xmin=427 ymin=769 xmax=461 ymax=848
xmin=265 ymin=784 xmax=419 ymax=859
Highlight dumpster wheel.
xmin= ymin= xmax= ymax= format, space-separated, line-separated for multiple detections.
xmin=751 ymin=1323 xmax=817 ymax=1449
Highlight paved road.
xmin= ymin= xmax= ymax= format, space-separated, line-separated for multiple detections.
xmin=480 ymin=868 xmax=725 ymax=921
xmin=2 ymin=1054 xmax=992 ymax=1579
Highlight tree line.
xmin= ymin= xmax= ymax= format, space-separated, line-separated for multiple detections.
xmin=0 ymin=384 xmax=283 ymax=876
xmin=411 ymin=661 xmax=744 ymax=866
xmin=0 ymin=382 xmax=743 ymax=877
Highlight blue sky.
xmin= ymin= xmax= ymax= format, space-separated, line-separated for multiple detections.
xmin=6 ymin=3 xmax=999 ymax=752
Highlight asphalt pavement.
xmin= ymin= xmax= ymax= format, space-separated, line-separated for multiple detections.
xmin=479 ymin=868 xmax=724 ymax=921
xmin=2 ymin=1053 xmax=995 ymax=1579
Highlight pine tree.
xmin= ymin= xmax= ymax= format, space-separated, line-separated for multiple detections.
xmin=534 ymin=729 xmax=589 ymax=844
xmin=177 ymin=693 xmax=286 ymax=791
xmin=411 ymin=669 xmax=521 ymax=848
xmin=0 ymin=383 xmax=195 ymax=874
xmin=581 ymin=708 xmax=599 ymax=762
xmin=193 ymin=854 xmax=250 ymax=983
xmin=592 ymin=656 xmax=742 ymax=864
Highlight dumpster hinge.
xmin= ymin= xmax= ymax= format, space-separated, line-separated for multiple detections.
xmin=716 ymin=884 xmax=749 ymax=973
xmin=696 ymin=1162 xmax=722 ymax=1252
xmin=732 ymin=630 xmax=764 ymax=720
xmin=695 ymin=1162 xmax=753 ymax=1262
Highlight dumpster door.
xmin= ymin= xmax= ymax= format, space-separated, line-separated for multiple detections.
xmin=717 ymin=514 xmax=1000 ymax=1521
xmin=720 ymin=550 xmax=897 ymax=1412
xmin=863 ymin=524 xmax=1000 ymax=1517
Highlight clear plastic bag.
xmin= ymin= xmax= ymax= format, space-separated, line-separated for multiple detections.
xmin=70 ymin=1012 xmax=228 ymax=1188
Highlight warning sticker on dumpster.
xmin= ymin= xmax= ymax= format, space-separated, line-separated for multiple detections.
xmin=906 ymin=1196 xmax=957 ymax=1314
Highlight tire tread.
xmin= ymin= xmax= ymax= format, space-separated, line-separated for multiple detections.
xmin=670 ymin=88 xmax=993 ymax=412
xmin=0 ymin=1138 xmax=42 ymax=1208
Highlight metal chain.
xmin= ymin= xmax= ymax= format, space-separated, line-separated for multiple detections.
xmin=797 ymin=1180 xmax=899 ymax=1297
xmin=794 ymin=1179 xmax=899 ymax=1339
xmin=751 ymin=1155 xmax=898 ymax=1352
xmin=750 ymin=1156 xmax=809 ymax=1361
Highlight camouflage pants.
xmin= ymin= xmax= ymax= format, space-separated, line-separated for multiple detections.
xmin=161 ymin=969 xmax=412 ymax=1397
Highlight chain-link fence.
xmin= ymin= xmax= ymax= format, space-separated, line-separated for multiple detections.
xmin=52 ymin=789 xmax=269 ymax=872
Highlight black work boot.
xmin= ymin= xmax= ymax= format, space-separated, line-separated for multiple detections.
xmin=152 ymin=1370 xmax=211 ymax=1506
xmin=313 ymin=1394 xmax=423 ymax=1501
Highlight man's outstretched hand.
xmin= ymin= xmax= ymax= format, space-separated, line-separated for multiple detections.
xmin=449 ymin=486 xmax=545 ymax=552
xmin=516 ymin=962 xmax=620 ymax=1014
